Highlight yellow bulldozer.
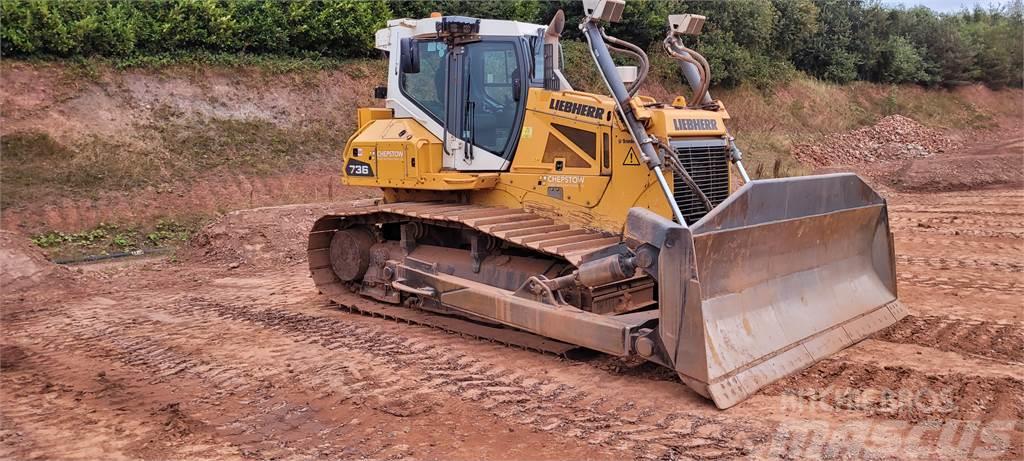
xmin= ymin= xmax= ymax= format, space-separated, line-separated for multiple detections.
xmin=308 ymin=0 xmax=905 ymax=409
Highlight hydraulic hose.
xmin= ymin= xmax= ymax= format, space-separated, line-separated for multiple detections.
xmin=664 ymin=38 xmax=706 ymax=102
xmin=654 ymin=137 xmax=714 ymax=212
xmin=582 ymin=20 xmax=687 ymax=226
xmin=663 ymin=34 xmax=712 ymax=108
xmin=600 ymin=28 xmax=650 ymax=97
xmin=605 ymin=42 xmax=645 ymax=97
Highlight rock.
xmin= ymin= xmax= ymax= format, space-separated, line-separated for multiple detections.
xmin=792 ymin=115 xmax=961 ymax=168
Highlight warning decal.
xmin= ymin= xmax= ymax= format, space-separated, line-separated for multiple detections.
xmin=623 ymin=147 xmax=641 ymax=166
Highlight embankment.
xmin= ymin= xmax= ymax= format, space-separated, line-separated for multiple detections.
xmin=2 ymin=59 xmax=1020 ymax=237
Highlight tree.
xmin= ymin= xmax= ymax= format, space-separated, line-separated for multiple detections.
xmin=794 ymin=0 xmax=861 ymax=83
xmin=770 ymin=0 xmax=820 ymax=59
xmin=878 ymin=36 xmax=927 ymax=83
xmin=389 ymin=0 xmax=543 ymax=24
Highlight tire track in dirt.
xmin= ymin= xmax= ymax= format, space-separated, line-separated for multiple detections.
xmin=0 ymin=305 xmax=55 ymax=324
xmin=8 ymin=289 xmax=765 ymax=460
xmin=100 ymin=338 xmax=394 ymax=458
xmin=6 ymin=304 xmax=400 ymax=459
xmin=889 ymin=190 xmax=1024 ymax=207
xmin=180 ymin=283 xmax=1022 ymax=459
xmin=897 ymin=226 xmax=1023 ymax=239
xmin=890 ymin=215 xmax=1024 ymax=229
xmin=888 ymin=207 xmax=1024 ymax=218
xmin=168 ymin=297 xmax=767 ymax=459
xmin=0 ymin=341 xmax=236 ymax=460
xmin=7 ymin=267 xmax=1016 ymax=460
xmin=875 ymin=315 xmax=1024 ymax=364
xmin=897 ymin=272 xmax=1024 ymax=294
xmin=0 ymin=417 xmax=44 ymax=461
xmin=896 ymin=255 xmax=1023 ymax=273
xmin=765 ymin=360 xmax=1024 ymax=422
xmin=896 ymin=236 xmax=1023 ymax=252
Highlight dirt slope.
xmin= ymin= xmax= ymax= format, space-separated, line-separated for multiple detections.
xmin=3 ymin=60 xmax=1021 ymax=236
xmin=1 ymin=60 xmax=383 ymax=234
xmin=0 ymin=230 xmax=73 ymax=292
xmin=183 ymin=199 xmax=378 ymax=268
xmin=891 ymin=137 xmax=1024 ymax=192
xmin=795 ymin=112 xmax=1024 ymax=193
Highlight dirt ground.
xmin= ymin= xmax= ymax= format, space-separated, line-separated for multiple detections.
xmin=2 ymin=138 xmax=1022 ymax=460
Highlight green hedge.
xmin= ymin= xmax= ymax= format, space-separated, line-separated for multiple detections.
xmin=2 ymin=0 xmax=1021 ymax=88
xmin=1 ymin=0 xmax=389 ymax=57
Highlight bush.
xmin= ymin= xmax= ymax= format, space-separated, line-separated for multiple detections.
xmin=1 ymin=0 xmax=1021 ymax=88
xmin=390 ymin=0 xmax=543 ymax=24
xmin=1 ymin=0 xmax=388 ymax=58
xmin=879 ymin=36 xmax=928 ymax=83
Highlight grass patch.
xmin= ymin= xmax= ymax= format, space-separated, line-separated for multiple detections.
xmin=31 ymin=218 xmax=201 ymax=261
xmin=114 ymin=51 xmax=353 ymax=73
xmin=1 ymin=118 xmax=337 ymax=210
xmin=153 ymin=117 xmax=337 ymax=175
xmin=736 ymin=132 xmax=808 ymax=179
xmin=716 ymin=75 xmax=1004 ymax=146
xmin=0 ymin=132 xmax=152 ymax=207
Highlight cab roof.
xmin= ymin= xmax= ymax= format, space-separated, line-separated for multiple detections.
xmin=375 ymin=17 xmax=544 ymax=52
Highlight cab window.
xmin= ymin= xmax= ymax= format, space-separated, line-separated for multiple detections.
xmin=531 ymin=31 xmax=544 ymax=82
xmin=400 ymin=41 xmax=447 ymax=121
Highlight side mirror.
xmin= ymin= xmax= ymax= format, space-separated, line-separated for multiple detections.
xmin=399 ymin=37 xmax=420 ymax=74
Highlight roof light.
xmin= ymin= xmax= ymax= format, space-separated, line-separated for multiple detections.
xmin=436 ymin=16 xmax=481 ymax=39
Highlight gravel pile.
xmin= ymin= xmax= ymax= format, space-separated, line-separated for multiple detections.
xmin=793 ymin=115 xmax=961 ymax=167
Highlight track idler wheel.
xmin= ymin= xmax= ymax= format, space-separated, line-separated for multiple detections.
xmin=329 ymin=226 xmax=376 ymax=282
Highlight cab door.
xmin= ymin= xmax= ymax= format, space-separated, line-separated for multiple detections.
xmin=445 ymin=39 xmax=528 ymax=171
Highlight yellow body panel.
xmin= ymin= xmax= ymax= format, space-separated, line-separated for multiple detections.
xmin=342 ymin=116 xmax=488 ymax=190
xmin=340 ymin=88 xmax=731 ymax=233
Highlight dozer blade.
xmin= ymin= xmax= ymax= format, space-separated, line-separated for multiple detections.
xmin=661 ymin=173 xmax=905 ymax=409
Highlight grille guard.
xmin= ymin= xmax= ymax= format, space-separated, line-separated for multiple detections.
xmin=669 ymin=138 xmax=731 ymax=224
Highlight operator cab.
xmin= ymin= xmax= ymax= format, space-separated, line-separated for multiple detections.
xmin=376 ymin=15 xmax=569 ymax=172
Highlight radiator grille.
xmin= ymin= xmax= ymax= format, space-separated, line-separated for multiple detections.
xmin=672 ymin=141 xmax=731 ymax=225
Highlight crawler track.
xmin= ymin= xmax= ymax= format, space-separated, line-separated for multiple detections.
xmin=327 ymin=290 xmax=578 ymax=356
